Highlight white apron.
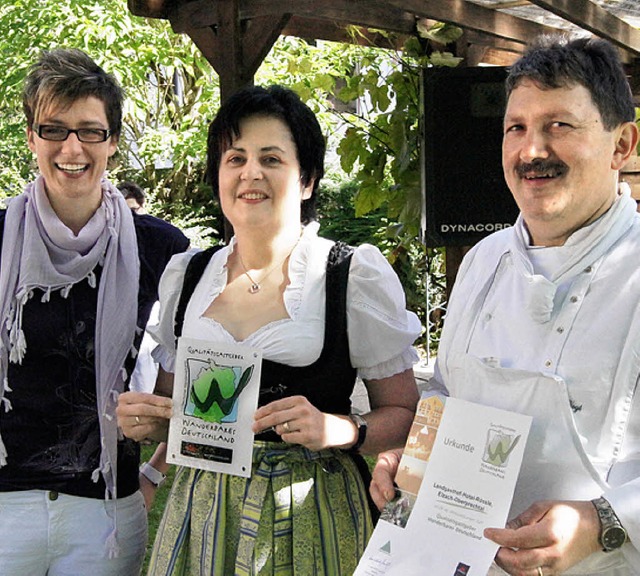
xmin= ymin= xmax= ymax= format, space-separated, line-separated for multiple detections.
xmin=439 ymin=243 xmax=635 ymax=575
xmin=448 ymin=353 xmax=627 ymax=575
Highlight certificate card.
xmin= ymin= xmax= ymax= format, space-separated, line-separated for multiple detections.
xmin=355 ymin=393 xmax=531 ymax=576
xmin=166 ymin=337 xmax=262 ymax=478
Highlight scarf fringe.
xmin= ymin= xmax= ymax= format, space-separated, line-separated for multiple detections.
xmin=0 ymin=435 xmax=7 ymax=467
xmin=9 ymin=277 xmax=98 ymax=363
xmin=105 ymin=526 xmax=120 ymax=559
xmin=92 ymin=457 xmax=112 ymax=484
xmin=8 ymin=329 xmax=26 ymax=364
xmin=8 ymin=291 xmax=30 ymax=364
xmin=1 ymin=395 xmax=12 ymax=412
xmin=41 ymin=287 xmax=51 ymax=303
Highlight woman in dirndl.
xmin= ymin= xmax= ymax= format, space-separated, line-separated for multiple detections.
xmin=118 ymin=84 xmax=421 ymax=576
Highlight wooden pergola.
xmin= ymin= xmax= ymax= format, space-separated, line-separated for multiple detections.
xmin=127 ymin=0 xmax=640 ymax=332
xmin=128 ymin=0 xmax=640 ymax=101
xmin=127 ymin=0 xmax=640 ymax=202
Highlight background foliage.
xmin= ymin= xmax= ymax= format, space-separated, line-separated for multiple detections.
xmin=0 ymin=0 xmax=477 ymax=350
xmin=0 ymin=0 xmax=224 ymax=240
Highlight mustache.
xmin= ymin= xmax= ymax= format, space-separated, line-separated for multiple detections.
xmin=515 ymin=159 xmax=567 ymax=178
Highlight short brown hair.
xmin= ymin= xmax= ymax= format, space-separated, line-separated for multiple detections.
xmin=23 ymin=48 xmax=123 ymax=136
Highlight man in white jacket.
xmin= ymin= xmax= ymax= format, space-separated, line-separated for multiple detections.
xmin=372 ymin=35 xmax=639 ymax=576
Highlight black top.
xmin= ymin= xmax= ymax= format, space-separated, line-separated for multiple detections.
xmin=0 ymin=210 xmax=189 ymax=498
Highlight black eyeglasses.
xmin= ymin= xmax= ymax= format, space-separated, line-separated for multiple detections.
xmin=33 ymin=124 xmax=112 ymax=143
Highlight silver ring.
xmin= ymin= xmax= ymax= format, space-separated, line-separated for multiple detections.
xmin=135 ymin=416 xmax=141 ymax=425
xmin=537 ymin=567 xmax=543 ymax=576
xmin=282 ymin=421 xmax=291 ymax=434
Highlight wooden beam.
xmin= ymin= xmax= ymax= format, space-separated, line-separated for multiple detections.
xmin=528 ymin=0 xmax=640 ymax=56
xmin=491 ymin=1 xmax=529 ymax=7
xmin=282 ymin=16 xmax=407 ymax=50
xmin=385 ymin=0 xmax=558 ymax=45
xmin=127 ymin=0 xmax=170 ymax=18
xmin=171 ymin=1 xmax=289 ymax=100
xmin=179 ymin=0 xmax=248 ymax=99
xmin=216 ymin=0 xmax=243 ymax=97
xmin=243 ymin=14 xmax=291 ymax=76
xmin=243 ymin=0 xmax=416 ymax=35
xmin=166 ymin=0 xmax=415 ymax=36
xmin=462 ymin=43 xmax=521 ymax=67
xmin=129 ymin=1 xmax=640 ymax=74
xmin=182 ymin=26 xmax=223 ymax=70
xmin=479 ymin=47 xmax=522 ymax=66
xmin=169 ymin=0 xmax=412 ymax=62
xmin=169 ymin=0 xmax=218 ymax=32
xmin=463 ymin=29 xmax=526 ymax=57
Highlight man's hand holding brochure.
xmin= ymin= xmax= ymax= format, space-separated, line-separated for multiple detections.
xmin=356 ymin=392 xmax=531 ymax=576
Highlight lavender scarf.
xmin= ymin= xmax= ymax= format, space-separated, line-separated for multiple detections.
xmin=0 ymin=175 xmax=139 ymax=552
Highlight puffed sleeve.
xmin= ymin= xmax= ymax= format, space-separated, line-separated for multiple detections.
xmin=148 ymin=249 xmax=200 ymax=373
xmin=347 ymin=243 xmax=422 ymax=380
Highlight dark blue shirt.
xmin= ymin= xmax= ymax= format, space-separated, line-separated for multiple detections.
xmin=0 ymin=210 xmax=189 ymax=498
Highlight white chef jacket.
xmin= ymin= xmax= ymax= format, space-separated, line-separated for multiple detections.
xmin=435 ymin=187 xmax=640 ymax=574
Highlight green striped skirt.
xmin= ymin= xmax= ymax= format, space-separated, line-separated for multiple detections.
xmin=148 ymin=442 xmax=373 ymax=575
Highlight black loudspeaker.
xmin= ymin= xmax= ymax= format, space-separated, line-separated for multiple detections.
xmin=421 ymin=66 xmax=519 ymax=247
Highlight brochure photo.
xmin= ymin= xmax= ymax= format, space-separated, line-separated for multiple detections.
xmin=166 ymin=337 xmax=262 ymax=478
xmin=355 ymin=392 xmax=531 ymax=576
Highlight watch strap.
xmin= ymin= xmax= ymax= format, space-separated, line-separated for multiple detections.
xmin=591 ymin=496 xmax=627 ymax=551
xmin=349 ymin=413 xmax=367 ymax=452
xmin=140 ymin=462 xmax=167 ymax=488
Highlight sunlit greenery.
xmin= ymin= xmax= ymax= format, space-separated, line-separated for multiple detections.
xmin=0 ymin=1 xmax=474 ymax=339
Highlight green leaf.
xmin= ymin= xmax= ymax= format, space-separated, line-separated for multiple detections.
xmin=417 ymin=21 xmax=463 ymax=45
xmin=337 ymin=128 xmax=364 ymax=173
xmin=354 ymin=182 xmax=387 ymax=216
xmin=429 ymin=51 xmax=464 ymax=68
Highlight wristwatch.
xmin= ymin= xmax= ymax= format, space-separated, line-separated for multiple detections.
xmin=591 ymin=496 xmax=628 ymax=552
xmin=349 ymin=413 xmax=368 ymax=452
xmin=140 ymin=462 xmax=167 ymax=488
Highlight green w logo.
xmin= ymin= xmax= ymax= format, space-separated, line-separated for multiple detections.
xmin=483 ymin=432 xmax=521 ymax=467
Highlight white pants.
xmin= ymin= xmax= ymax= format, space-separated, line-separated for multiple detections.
xmin=0 ymin=489 xmax=148 ymax=576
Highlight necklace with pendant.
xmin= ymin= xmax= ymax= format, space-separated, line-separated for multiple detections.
xmin=237 ymin=243 xmax=297 ymax=294
xmin=238 ymin=231 xmax=302 ymax=294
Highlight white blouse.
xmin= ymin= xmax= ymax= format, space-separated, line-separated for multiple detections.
xmin=150 ymin=222 xmax=421 ymax=381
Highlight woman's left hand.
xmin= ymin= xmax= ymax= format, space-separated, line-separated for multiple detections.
xmin=117 ymin=391 xmax=173 ymax=442
xmin=252 ymin=395 xmax=356 ymax=451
